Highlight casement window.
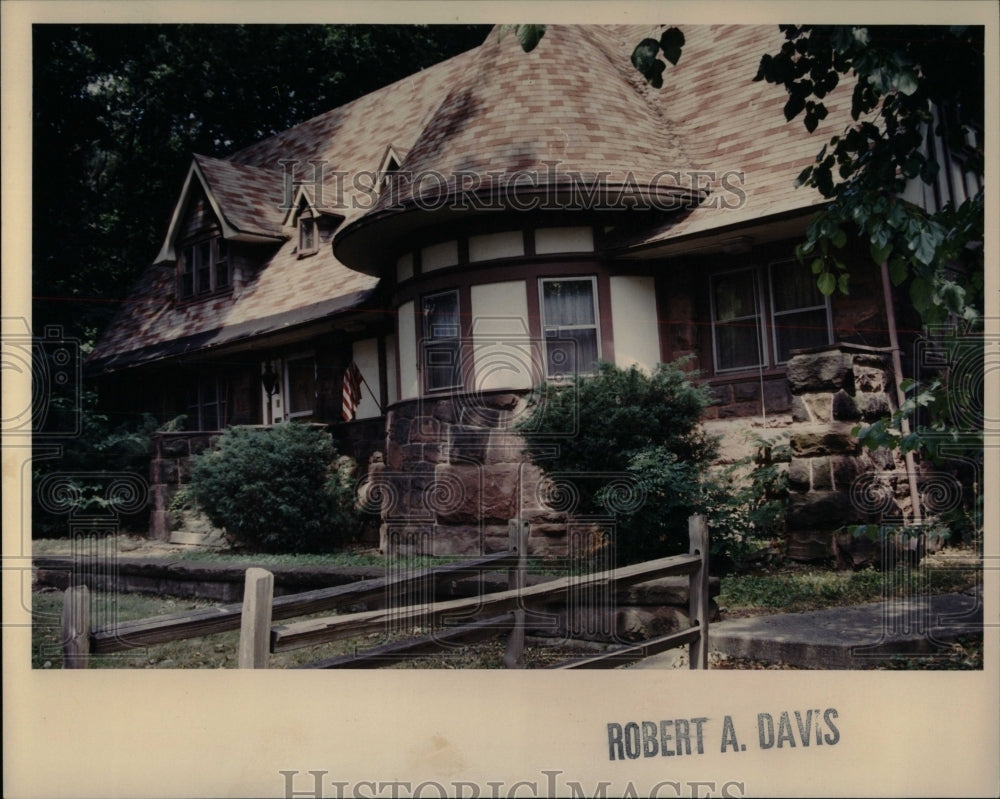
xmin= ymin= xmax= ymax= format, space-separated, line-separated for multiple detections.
xmin=186 ymin=375 xmax=228 ymax=431
xmin=768 ymin=258 xmax=832 ymax=363
xmin=539 ymin=277 xmax=600 ymax=377
xmin=179 ymin=236 xmax=229 ymax=300
xmin=422 ymin=289 xmax=462 ymax=392
xmin=298 ymin=210 xmax=317 ymax=256
xmin=284 ymin=354 xmax=316 ymax=418
xmin=710 ymin=262 xmax=832 ymax=373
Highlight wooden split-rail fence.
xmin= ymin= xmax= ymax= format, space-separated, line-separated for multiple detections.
xmin=60 ymin=516 xmax=712 ymax=670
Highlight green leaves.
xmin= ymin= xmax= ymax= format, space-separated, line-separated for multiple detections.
xmin=630 ymin=27 xmax=684 ymax=88
xmin=499 ymin=24 xmax=547 ymax=53
xmin=631 ymin=38 xmax=666 ymax=88
xmin=817 ymin=271 xmax=837 ymax=296
xmin=660 ymin=27 xmax=685 ymax=65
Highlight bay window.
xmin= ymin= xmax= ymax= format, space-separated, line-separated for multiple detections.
xmin=422 ymin=290 xmax=462 ymax=392
xmin=539 ymin=277 xmax=600 ymax=377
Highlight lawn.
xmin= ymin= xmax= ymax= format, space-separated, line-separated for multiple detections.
xmin=31 ymin=538 xmax=982 ymax=670
xmin=30 ymin=587 xmax=585 ymax=670
xmin=717 ymin=554 xmax=980 ymax=616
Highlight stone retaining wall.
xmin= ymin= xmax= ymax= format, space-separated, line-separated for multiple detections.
xmin=784 ymin=344 xmax=907 ymax=563
xmin=365 ymin=391 xmax=566 ymax=557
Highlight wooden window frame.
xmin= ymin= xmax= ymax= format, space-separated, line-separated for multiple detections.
xmin=421 ymin=288 xmax=464 ymax=393
xmin=298 ymin=210 xmax=318 ymax=257
xmin=538 ymin=275 xmax=602 ymax=378
xmin=178 ymin=235 xmax=230 ymax=301
xmin=284 ymin=352 xmax=317 ymax=419
xmin=767 ymin=258 xmax=833 ymax=365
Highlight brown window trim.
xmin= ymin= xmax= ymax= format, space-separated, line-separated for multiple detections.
xmin=177 ymin=234 xmax=232 ymax=303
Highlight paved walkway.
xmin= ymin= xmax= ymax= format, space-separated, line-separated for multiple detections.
xmin=633 ymin=587 xmax=984 ymax=669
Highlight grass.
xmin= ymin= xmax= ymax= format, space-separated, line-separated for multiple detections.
xmin=30 ymin=588 xmax=584 ymax=670
xmin=717 ymin=558 xmax=980 ymax=616
xmin=32 ymin=537 xmax=983 ymax=670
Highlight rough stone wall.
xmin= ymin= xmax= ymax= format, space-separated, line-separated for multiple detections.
xmin=783 ymin=344 xmax=907 ymax=563
xmin=364 ymin=391 xmax=576 ymax=557
xmin=703 ymin=374 xmax=793 ymax=421
xmin=148 ymin=432 xmax=216 ymax=540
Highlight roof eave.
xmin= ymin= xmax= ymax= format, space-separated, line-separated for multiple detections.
xmin=333 ymin=181 xmax=706 ymax=274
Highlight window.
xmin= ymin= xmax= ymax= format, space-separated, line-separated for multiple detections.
xmin=298 ymin=209 xmax=317 ymax=255
xmin=768 ymin=259 xmax=832 ymax=363
xmin=422 ymin=290 xmax=462 ymax=392
xmin=710 ymin=269 xmax=765 ymax=372
xmin=379 ymin=155 xmax=401 ymax=194
xmin=186 ymin=375 xmax=228 ymax=431
xmin=179 ymin=236 xmax=230 ymax=300
xmin=710 ymin=262 xmax=832 ymax=373
xmin=539 ymin=277 xmax=600 ymax=377
xmin=285 ymin=355 xmax=316 ymax=418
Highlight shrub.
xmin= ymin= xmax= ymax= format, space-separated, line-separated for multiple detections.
xmin=187 ymin=422 xmax=361 ymax=553
xmin=515 ymin=361 xmax=715 ymax=565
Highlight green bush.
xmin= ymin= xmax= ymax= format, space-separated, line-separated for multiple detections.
xmin=516 ymin=362 xmax=789 ymax=568
xmin=187 ymin=422 xmax=361 ymax=553
xmin=516 ymin=361 xmax=715 ymax=565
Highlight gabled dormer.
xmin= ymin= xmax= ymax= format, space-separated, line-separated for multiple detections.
xmin=377 ymin=144 xmax=403 ymax=194
xmin=282 ymin=184 xmax=346 ymax=258
xmin=155 ymin=155 xmax=288 ymax=301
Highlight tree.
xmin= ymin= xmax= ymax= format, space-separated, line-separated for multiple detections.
xmin=32 ymin=24 xmax=489 ymax=350
xmin=753 ymin=25 xmax=984 ymax=464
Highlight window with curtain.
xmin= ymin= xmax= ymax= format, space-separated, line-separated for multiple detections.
xmin=422 ymin=290 xmax=462 ymax=391
xmin=540 ymin=277 xmax=600 ymax=377
xmin=768 ymin=259 xmax=832 ymax=363
xmin=711 ymin=268 xmax=765 ymax=372
xmin=710 ymin=262 xmax=833 ymax=373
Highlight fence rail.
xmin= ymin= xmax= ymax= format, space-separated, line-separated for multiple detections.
xmin=60 ymin=516 xmax=712 ymax=670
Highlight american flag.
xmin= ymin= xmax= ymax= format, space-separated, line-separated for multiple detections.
xmin=341 ymin=362 xmax=363 ymax=421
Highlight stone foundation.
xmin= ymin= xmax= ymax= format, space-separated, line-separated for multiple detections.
xmin=783 ymin=344 xmax=909 ymax=563
xmin=363 ymin=391 xmax=571 ymax=557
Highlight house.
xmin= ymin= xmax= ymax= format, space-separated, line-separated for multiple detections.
xmin=86 ymin=25 xmax=978 ymax=558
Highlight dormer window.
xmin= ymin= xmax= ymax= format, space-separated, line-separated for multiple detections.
xmin=377 ymin=145 xmax=403 ymax=195
xmin=179 ymin=235 xmax=229 ymax=300
xmin=298 ymin=208 xmax=317 ymax=256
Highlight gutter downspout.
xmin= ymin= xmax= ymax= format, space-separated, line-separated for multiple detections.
xmin=880 ymin=260 xmax=923 ymax=525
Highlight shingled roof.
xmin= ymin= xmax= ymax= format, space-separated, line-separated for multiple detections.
xmin=87 ymin=42 xmax=478 ymax=373
xmin=88 ymin=24 xmax=851 ymax=375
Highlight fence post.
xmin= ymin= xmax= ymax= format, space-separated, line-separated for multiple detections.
xmin=61 ymin=585 xmax=91 ymax=668
xmin=238 ymin=568 xmax=274 ymax=669
xmin=687 ymin=515 xmax=710 ymax=669
xmin=503 ymin=519 xmax=529 ymax=668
